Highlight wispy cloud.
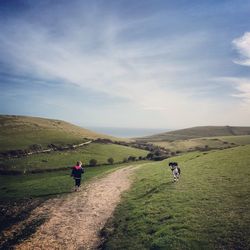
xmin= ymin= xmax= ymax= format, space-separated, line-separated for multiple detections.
xmin=0 ymin=12 xmax=211 ymax=113
xmin=232 ymin=32 xmax=250 ymax=66
xmin=213 ymin=77 xmax=250 ymax=106
xmin=1 ymin=1 xmax=250 ymax=128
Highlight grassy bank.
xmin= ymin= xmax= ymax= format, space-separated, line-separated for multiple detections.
xmin=0 ymin=143 xmax=148 ymax=172
xmin=0 ymin=162 xmax=145 ymax=199
xmin=0 ymin=115 xmax=120 ymax=152
xmin=102 ymin=145 xmax=250 ymax=249
xmin=150 ymin=135 xmax=250 ymax=153
xmin=140 ymin=126 xmax=250 ymax=141
xmin=0 ymin=161 xmax=146 ymax=249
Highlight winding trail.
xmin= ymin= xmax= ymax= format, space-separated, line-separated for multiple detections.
xmin=14 ymin=165 xmax=139 ymax=250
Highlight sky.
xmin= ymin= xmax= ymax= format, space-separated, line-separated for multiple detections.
xmin=0 ymin=0 xmax=250 ymax=129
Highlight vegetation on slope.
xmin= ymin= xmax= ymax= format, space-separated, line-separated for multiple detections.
xmin=0 ymin=162 xmax=143 ymax=199
xmin=150 ymin=135 xmax=250 ymax=153
xmin=102 ymin=145 xmax=250 ymax=249
xmin=0 ymin=161 xmax=146 ymax=249
xmin=0 ymin=143 xmax=148 ymax=172
xmin=0 ymin=115 xmax=120 ymax=152
xmin=138 ymin=126 xmax=250 ymax=141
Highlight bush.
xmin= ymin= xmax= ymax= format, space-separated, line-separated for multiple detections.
xmin=47 ymin=143 xmax=57 ymax=149
xmin=146 ymin=152 xmax=154 ymax=160
xmin=154 ymin=150 xmax=161 ymax=156
xmin=123 ymin=157 xmax=128 ymax=163
xmin=128 ymin=156 xmax=136 ymax=161
xmin=29 ymin=144 xmax=43 ymax=151
xmin=89 ymin=159 xmax=97 ymax=167
xmin=107 ymin=157 xmax=114 ymax=165
xmin=152 ymin=155 xmax=168 ymax=161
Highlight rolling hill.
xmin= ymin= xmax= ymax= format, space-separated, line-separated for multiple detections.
xmin=0 ymin=115 xmax=121 ymax=152
xmin=149 ymin=135 xmax=250 ymax=153
xmin=137 ymin=126 xmax=250 ymax=142
xmin=102 ymin=145 xmax=250 ymax=249
xmin=0 ymin=115 xmax=148 ymax=173
xmin=0 ymin=143 xmax=148 ymax=173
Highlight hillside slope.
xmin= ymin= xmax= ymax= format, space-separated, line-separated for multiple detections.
xmin=150 ymin=135 xmax=250 ymax=153
xmin=138 ymin=126 xmax=250 ymax=141
xmin=102 ymin=145 xmax=250 ymax=249
xmin=0 ymin=143 xmax=148 ymax=172
xmin=0 ymin=115 xmax=119 ymax=152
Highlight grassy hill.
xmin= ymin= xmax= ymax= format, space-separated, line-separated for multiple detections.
xmin=0 ymin=162 xmax=146 ymax=200
xmin=0 ymin=143 xmax=148 ymax=172
xmin=0 ymin=115 xmax=121 ymax=153
xmin=102 ymin=145 xmax=250 ymax=249
xmin=138 ymin=126 xmax=250 ymax=142
xmin=0 ymin=161 xmax=146 ymax=250
xmin=151 ymin=135 xmax=250 ymax=153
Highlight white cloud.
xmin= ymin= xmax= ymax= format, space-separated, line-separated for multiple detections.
xmin=214 ymin=77 xmax=250 ymax=106
xmin=0 ymin=17 xmax=208 ymax=112
xmin=1 ymin=8 xmax=250 ymax=128
xmin=231 ymin=79 xmax=250 ymax=105
xmin=232 ymin=32 xmax=250 ymax=66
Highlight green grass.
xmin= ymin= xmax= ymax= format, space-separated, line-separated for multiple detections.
xmin=102 ymin=145 xmax=250 ymax=249
xmin=0 ymin=115 xmax=121 ymax=152
xmin=150 ymin=135 xmax=250 ymax=153
xmin=0 ymin=143 xmax=148 ymax=171
xmin=218 ymin=135 xmax=250 ymax=145
xmin=0 ymin=162 xmax=143 ymax=199
xmin=140 ymin=125 xmax=250 ymax=141
xmin=0 ymin=129 xmax=87 ymax=151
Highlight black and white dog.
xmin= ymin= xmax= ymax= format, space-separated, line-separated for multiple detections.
xmin=169 ymin=162 xmax=181 ymax=182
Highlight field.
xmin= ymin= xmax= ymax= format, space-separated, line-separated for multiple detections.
xmin=1 ymin=116 xmax=250 ymax=249
xmin=0 ymin=162 xmax=142 ymax=199
xmin=138 ymin=126 xmax=250 ymax=142
xmin=150 ymin=135 xmax=250 ymax=153
xmin=0 ymin=143 xmax=148 ymax=172
xmin=0 ymin=115 xmax=121 ymax=152
xmin=0 ymin=161 xmax=146 ymax=249
xmin=102 ymin=145 xmax=250 ymax=249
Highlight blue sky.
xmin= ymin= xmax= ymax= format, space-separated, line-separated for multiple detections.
xmin=0 ymin=0 xmax=250 ymax=129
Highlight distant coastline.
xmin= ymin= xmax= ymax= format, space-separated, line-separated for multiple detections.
xmin=85 ymin=127 xmax=168 ymax=138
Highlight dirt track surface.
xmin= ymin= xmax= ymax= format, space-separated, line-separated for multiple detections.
xmin=10 ymin=165 xmax=138 ymax=250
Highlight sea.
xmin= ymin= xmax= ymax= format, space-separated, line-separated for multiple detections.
xmin=86 ymin=127 xmax=168 ymax=138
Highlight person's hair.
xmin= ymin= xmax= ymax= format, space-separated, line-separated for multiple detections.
xmin=76 ymin=161 xmax=82 ymax=166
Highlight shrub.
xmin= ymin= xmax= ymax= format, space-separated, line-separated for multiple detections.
xmin=123 ymin=157 xmax=128 ymax=163
xmin=152 ymin=155 xmax=168 ymax=161
xmin=107 ymin=157 xmax=114 ymax=165
xmin=29 ymin=144 xmax=43 ymax=151
xmin=146 ymin=152 xmax=154 ymax=160
xmin=154 ymin=150 xmax=161 ymax=156
xmin=89 ymin=159 xmax=97 ymax=167
xmin=128 ymin=156 xmax=136 ymax=161
xmin=47 ymin=143 xmax=57 ymax=149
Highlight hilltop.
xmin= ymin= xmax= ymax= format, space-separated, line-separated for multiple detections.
xmin=137 ymin=125 xmax=250 ymax=141
xmin=0 ymin=115 xmax=121 ymax=152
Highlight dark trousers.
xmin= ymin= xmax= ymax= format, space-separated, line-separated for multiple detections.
xmin=75 ymin=178 xmax=81 ymax=187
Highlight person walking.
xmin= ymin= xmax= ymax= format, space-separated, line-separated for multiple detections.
xmin=71 ymin=161 xmax=84 ymax=191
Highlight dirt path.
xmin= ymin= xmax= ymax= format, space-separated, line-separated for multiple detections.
xmin=11 ymin=165 xmax=139 ymax=250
